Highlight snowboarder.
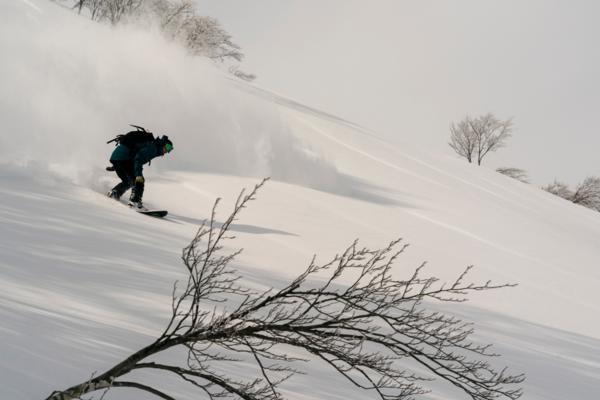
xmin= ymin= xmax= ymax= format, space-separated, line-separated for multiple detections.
xmin=107 ymin=128 xmax=173 ymax=210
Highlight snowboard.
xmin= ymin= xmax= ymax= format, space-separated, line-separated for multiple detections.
xmin=135 ymin=209 xmax=168 ymax=218
xmin=107 ymin=191 xmax=168 ymax=218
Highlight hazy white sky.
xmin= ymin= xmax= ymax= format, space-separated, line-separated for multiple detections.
xmin=194 ymin=0 xmax=600 ymax=185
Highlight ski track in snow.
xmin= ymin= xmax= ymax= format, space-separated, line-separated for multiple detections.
xmin=405 ymin=209 xmax=565 ymax=274
xmin=17 ymin=0 xmax=42 ymax=13
xmin=295 ymin=114 xmax=550 ymax=218
xmin=297 ymin=116 xmax=451 ymax=190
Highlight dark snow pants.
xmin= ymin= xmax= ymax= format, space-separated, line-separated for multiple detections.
xmin=110 ymin=160 xmax=144 ymax=202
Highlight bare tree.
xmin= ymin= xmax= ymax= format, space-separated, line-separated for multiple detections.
xmin=571 ymin=176 xmax=600 ymax=211
xmin=64 ymin=0 xmax=250 ymax=74
xmin=150 ymin=0 xmax=193 ymax=33
xmin=179 ymin=16 xmax=243 ymax=61
xmin=147 ymin=0 xmax=243 ymax=62
xmin=542 ymin=180 xmax=573 ymax=202
xmin=72 ymin=0 xmax=144 ymax=24
xmin=449 ymin=118 xmax=477 ymax=164
xmin=542 ymin=177 xmax=600 ymax=212
xmin=496 ymin=168 xmax=529 ymax=184
xmin=46 ymin=180 xmax=523 ymax=400
xmin=449 ymin=114 xmax=513 ymax=165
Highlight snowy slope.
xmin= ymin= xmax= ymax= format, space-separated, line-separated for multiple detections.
xmin=1 ymin=1 xmax=600 ymax=400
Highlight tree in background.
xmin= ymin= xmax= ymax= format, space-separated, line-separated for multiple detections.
xmin=449 ymin=113 xmax=513 ymax=165
xmin=46 ymin=180 xmax=523 ymax=400
xmin=64 ymin=0 xmax=253 ymax=79
xmin=542 ymin=180 xmax=573 ymax=201
xmin=542 ymin=177 xmax=600 ymax=212
xmin=71 ymin=0 xmax=143 ymax=24
xmin=151 ymin=0 xmax=244 ymax=62
xmin=496 ymin=167 xmax=529 ymax=184
xmin=571 ymin=177 xmax=600 ymax=211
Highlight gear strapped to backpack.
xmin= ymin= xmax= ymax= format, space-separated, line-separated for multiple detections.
xmin=107 ymin=125 xmax=155 ymax=150
xmin=106 ymin=125 xmax=156 ymax=171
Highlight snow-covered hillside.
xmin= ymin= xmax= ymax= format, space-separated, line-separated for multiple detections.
xmin=1 ymin=1 xmax=599 ymax=399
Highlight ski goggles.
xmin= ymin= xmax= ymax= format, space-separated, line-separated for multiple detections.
xmin=165 ymin=143 xmax=173 ymax=153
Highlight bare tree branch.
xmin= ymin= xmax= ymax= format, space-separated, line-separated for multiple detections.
xmin=112 ymin=382 xmax=177 ymax=400
xmin=46 ymin=178 xmax=523 ymax=400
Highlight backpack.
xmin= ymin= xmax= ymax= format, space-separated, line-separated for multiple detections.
xmin=107 ymin=125 xmax=155 ymax=150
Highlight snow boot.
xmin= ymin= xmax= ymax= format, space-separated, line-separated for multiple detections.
xmin=128 ymin=200 xmax=146 ymax=211
xmin=107 ymin=190 xmax=120 ymax=200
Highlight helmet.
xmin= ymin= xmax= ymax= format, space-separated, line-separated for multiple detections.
xmin=158 ymin=135 xmax=173 ymax=153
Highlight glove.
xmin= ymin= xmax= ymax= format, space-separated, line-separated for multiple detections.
xmin=135 ymin=176 xmax=145 ymax=184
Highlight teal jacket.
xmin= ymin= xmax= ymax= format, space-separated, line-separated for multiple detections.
xmin=110 ymin=141 xmax=164 ymax=177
